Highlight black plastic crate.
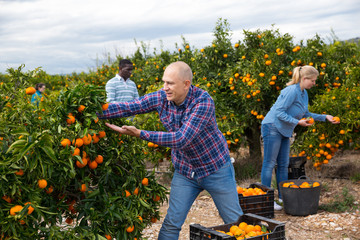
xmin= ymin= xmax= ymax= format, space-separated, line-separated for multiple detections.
xmin=190 ymin=213 xmax=285 ymax=240
xmin=238 ymin=183 xmax=274 ymax=218
xmin=288 ymin=156 xmax=306 ymax=179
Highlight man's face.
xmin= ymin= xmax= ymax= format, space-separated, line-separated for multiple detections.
xmin=162 ymin=67 xmax=190 ymax=106
xmin=119 ymin=64 xmax=133 ymax=80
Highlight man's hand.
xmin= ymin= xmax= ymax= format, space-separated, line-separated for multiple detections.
xmin=105 ymin=123 xmax=141 ymax=138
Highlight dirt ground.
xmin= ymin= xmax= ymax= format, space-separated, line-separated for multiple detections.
xmin=142 ymin=150 xmax=360 ymax=240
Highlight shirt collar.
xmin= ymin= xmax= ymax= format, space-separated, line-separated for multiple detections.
xmin=116 ymin=74 xmax=127 ymax=81
xmin=296 ymin=83 xmax=306 ymax=96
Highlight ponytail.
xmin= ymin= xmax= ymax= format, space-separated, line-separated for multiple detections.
xmin=286 ymin=65 xmax=319 ymax=86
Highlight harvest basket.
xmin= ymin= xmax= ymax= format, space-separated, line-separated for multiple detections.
xmin=279 ymin=178 xmax=321 ymax=216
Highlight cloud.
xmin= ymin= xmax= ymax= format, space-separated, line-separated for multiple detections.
xmin=0 ymin=0 xmax=359 ymax=74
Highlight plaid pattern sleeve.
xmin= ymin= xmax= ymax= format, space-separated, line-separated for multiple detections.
xmin=98 ymin=91 xmax=162 ymax=119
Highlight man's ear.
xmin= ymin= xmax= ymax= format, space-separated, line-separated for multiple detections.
xmin=184 ymin=79 xmax=191 ymax=88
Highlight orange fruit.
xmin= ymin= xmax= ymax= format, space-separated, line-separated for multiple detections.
xmin=15 ymin=169 xmax=24 ymax=176
xmin=25 ymin=87 xmax=36 ymax=95
xmin=46 ymin=185 xmax=54 ymax=194
xmin=133 ymin=187 xmax=139 ymax=195
xmin=94 ymin=117 xmax=99 ymax=123
xmin=333 ymin=116 xmax=340 ymax=123
xmin=254 ymin=225 xmax=261 ymax=232
xmin=141 ymin=177 xmax=149 ymax=186
xmin=313 ymin=182 xmax=320 ymax=187
xmin=2 ymin=195 xmax=12 ymax=203
xmin=98 ymin=131 xmax=106 ymax=138
xmin=245 ymin=224 xmax=255 ymax=234
xmin=138 ymin=215 xmax=143 ymax=222
xmin=72 ymin=148 xmax=80 ymax=156
xmin=76 ymin=157 xmax=88 ymax=168
xmin=307 ymin=118 xmax=314 ymax=124
xmin=61 ymin=139 xmax=71 ymax=147
xmin=38 ymin=179 xmax=47 ymax=189
xmin=80 ymin=184 xmax=87 ymax=192
xmin=88 ymin=160 xmax=98 ymax=169
xmin=237 ymin=186 xmax=244 ymax=194
xmin=147 ymin=142 xmax=155 ymax=147
xmin=151 ymin=217 xmax=157 ymax=223
xmin=126 ymin=225 xmax=134 ymax=233
xmin=102 ymin=103 xmax=109 ymax=111
xmin=95 ymin=155 xmax=103 ymax=164
xmin=283 ymin=182 xmax=291 ymax=188
xmin=105 ymin=235 xmax=112 ymax=240
xmin=10 ymin=205 xmax=23 ymax=216
xmin=73 ymin=138 xmax=84 ymax=147
xmin=66 ymin=115 xmax=76 ymax=125
xmin=125 ymin=190 xmax=131 ymax=197
xmin=153 ymin=195 xmax=160 ymax=202
xmin=339 ymin=130 xmax=345 ymax=134
xmin=82 ymin=134 xmax=92 ymax=145
xmin=239 ymin=222 xmax=248 ymax=230
xmin=230 ymin=225 xmax=239 ymax=235
xmin=77 ymin=105 xmax=86 ymax=113
xmin=24 ymin=202 xmax=34 ymax=214
xmin=92 ymin=134 xmax=100 ymax=143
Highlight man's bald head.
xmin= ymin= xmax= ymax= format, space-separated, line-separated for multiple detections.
xmin=165 ymin=61 xmax=193 ymax=84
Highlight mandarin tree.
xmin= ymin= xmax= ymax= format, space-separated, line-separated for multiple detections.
xmin=0 ymin=67 xmax=167 ymax=239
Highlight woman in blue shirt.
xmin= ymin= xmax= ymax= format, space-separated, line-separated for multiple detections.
xmin=31 ymin=83 xmax=46 ymax=107
xmin=261 ymin=65 xmax=338 ymax=210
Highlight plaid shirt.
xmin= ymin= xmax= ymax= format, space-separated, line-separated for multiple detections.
xmin=99 ymin=85 xmax=230 ymax=179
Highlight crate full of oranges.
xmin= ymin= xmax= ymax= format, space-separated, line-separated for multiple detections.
xmin=237 ymin=183 xmax=274 ymax=219
xmin=190 ymin=213 xmax=285 ymax=240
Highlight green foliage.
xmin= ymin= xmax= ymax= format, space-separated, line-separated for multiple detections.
xmin=319 ymin=187 xmax=357 ymax=213
xmin=0 ymin=68 xmax=167 ymax=239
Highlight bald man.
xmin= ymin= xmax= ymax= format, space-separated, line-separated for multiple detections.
xmin=99 ymin=61 xmax=243 ymax=239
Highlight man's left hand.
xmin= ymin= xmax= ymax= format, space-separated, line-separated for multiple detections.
xmin=105 ymin=123 xmax=141 ymax=137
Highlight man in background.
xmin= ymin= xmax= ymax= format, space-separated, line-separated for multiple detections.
xmin=105 ymin=59 xmax=139 ymax=103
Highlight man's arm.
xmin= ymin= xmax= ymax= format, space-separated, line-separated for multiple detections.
xmin=99 ymin=91 xmax=161 ymax=119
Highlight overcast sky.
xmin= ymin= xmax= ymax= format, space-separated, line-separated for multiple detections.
xmin=1 ymin=0 xmax=359 ymax=75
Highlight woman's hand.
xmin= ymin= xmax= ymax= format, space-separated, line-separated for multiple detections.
xmin=298 ymin=119 xmax=313 ymax=127
xmin=325 ymin=115 xmax=340 ymax=124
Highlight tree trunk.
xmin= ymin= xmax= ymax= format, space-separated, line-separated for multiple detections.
xmin=244 ymin=122 xmax=263 ymax=170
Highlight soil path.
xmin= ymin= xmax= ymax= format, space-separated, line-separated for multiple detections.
xmin=142 ymin=151 xmax=360 ymax=240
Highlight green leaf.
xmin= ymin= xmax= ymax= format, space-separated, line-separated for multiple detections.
xmin=40 ymin=146 xmax=57 ymax=161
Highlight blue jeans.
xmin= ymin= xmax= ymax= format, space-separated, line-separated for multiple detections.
xmin=261 ymin=123 xmax=290 ymax=199
xmin=158 ymin=161 xmax=243 ymax=240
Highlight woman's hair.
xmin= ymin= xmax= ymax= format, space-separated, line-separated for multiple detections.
xmin=286 ymin=65 xmax=319 ymax=86
xmin=35 ymin=83 xmax=46 ymax=90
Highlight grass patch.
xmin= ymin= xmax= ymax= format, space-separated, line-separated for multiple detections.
xmin=319 ymin=187 xmax=357 ymax=213
xmin=350 ymin=172 xmax=360 ymax=183
xmin=234 ymin=162 xmax=258 ymax=180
